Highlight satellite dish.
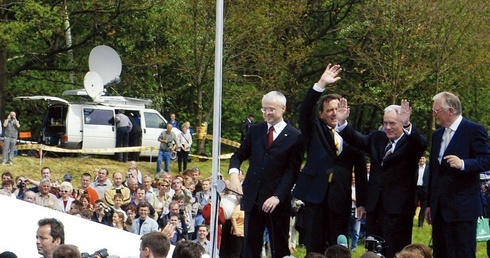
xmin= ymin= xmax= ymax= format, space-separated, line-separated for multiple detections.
xmin=89 ymin=45 xmax=122 ymax=86
xmin=83 ymin=71 xmax=104 ymax=101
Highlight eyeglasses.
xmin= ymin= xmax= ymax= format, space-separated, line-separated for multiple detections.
xmin=260 ymin=107 xmax=276 ymax=113
xmin=172 ymin=182 xmax=181 ymax=184
xmin=160 ymin=185 xmax=169 ymax=187
xmin=432 ymin=108 xmax=444 ymax=114
xmin=60 ymin=190 xmax=70 ymax=193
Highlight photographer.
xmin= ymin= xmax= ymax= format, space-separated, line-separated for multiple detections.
xmin=91 ymin=199 xmax=113 ymax=226
xmin=2 ymin=111 xmax=20 ymax=165
xmin=13 ymin=175 xmax=29 ymax=200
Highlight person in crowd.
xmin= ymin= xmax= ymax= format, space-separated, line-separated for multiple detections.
xmin=24 ymin=190 xmax=37 ymax=203
xmin=125 ymin=205 xmax=137 ymax=231
xmin=425 ymin=92 xmax=490 ymax=258
xmin=52 ymin=244 xmax=81 ymax=258
xmin=415 ymin=156 xmax=429 ymax=228
xmin=349 ymin=173 xmax=361 ymax=251
xmin=139 ymin=232 xmax=171 ymax=258
xmin=153 ymin=178 xmax=173 ymax=217
xmin=1 ymin=171 xmax=13 ymax=184
xmin=289 ymin=198 xmax=303 ymax=253
xmin=112 ymin=211 xmax=127 ymax=231
xmin=112 ymin=193 xmax=128 ymax=221
xmin=399 ymin=243 xmax=431 ymax=258
xmin=91 ymin=199 xmax=113 ymax=226
xmin=13 ymin=175 xmax=28 ymax=200
xmin=27 ymin=167 xmax=60 ymax=196
xmin=127 ymin=187 xmax=157 ymax=220
xmin=89 ymin=168 xmax=112 ymax=200
xmin=337 ymin=97 xmax=427 ymax=258
xmin=69 ymin=200 xmax=82 ymax=215
xmin=228 ymin=90 xmax=305 ymax=258
xmin=0 ymin=251 xmax=17 ymax=258
xmin=190 ymin=167 xmax=203 ymax=193
xmin=58 ymin=182 xmax=75 ymax=213
xmin=115 ymin=109 xmax=133 ymax=162
xmin=79 ymin=194 xmax=93 ymax=212
xmin=230 ymin=203 xmax=245 ymax=257
xmin=324 ymin=245 xmax=351 ymax=258
xmin=219 ymin=180 xmax=239 ymax=258
xmin=176 ymin=122 xmax=193 ymax=172
xmin=171 ymin=177 xmax=193 ymax=205
xmin=142 ymin=175 xmax=157 ymax=204
xmin=202 ymin=198 xmax=226 ymax=249
xmin=241 ymin=114 xmax=255 ymax=142
xmin=193 ymin=224 xmax=211 ymax=255
xmin=36 ymin=218 xmax=64 ymax=258
xmin=128 ymin=113 xmax=143 ymax=162
xmin=194 ymin=178 xmax=211 ymax=233
xmin=35 ymin=179 xmax=61 ymax=211
xmin=128 ymin=160 xmax=143 ymax=184
xmin=157 ymin=123 xmax=177 ymax=174
xmin=159 ymin=201 xmax=188 ymax=235
xmin=126 ymin=177 xmax=140 ymax=201
xmin=76 ymin=173 xmax=99 ymax=206
xmin=1 ymin=179 xmax=16 ymax=198
xmin=293 ymin=64 xmax=367 ymax=254
xmin=173 ymin=240 xmax=206 ymax=258
xmin=168 ymin=213 xmax=186 ymax=245
xmin=2 ymin=111 xmax=20 ymax=165
xmin=131 ymin=202 xmax=159 ymax=235
xmin=104 ymin=172 xmax=131 ymax=206
xmin=169 ymin=113 xmax=181 ymax=129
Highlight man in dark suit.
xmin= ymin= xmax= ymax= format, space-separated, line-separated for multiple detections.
xmin=425 ymin=91 xmax=490 ymax=258
xmin=229 ymin=91 xmax=305 ymax=258
xmin=240 ymin=114 xmax=254 ymax=142
xmin=415 ymin=155 xmax=429 ymax=228
xmin=292 ymin=64 xmax=368 ymax=254
xmin=337 ymin=98 xmax=427 ymax=258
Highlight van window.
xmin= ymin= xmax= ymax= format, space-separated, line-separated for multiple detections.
xmin=144 ymin=112 xmax=165 ymax=128
xmin=84 ymin=109 xmax=114 ymax=125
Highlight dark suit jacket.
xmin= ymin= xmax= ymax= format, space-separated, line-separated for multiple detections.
xmin=230 ymin=121 xmax=305 ymax=212
xmin=416 ymin=165 xmax=430 ymax=190
xmin=339 ymin=124 xmax=426 ymax=215
xmin=241 ymin=118 xmax=253 ymax=141
xmin=293 ymin=88 xmax=367 ymax=216
xmin=428 ymin=118 xmax=490 ymax=222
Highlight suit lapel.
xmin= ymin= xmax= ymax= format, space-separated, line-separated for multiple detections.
xmin=444 ymin=119 xmax=465 ymax=153
xmin=271 ymin=124 xmax=291 ymax=147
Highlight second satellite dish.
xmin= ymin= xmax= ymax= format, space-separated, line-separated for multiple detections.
xmin=83 ymin=71 xmax=104 ymax=101
xmin=89 ymin=45 xmax=122 ymax=86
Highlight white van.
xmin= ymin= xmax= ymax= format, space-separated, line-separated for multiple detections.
xmin=16 ymin=94 xmax=178 ymax=157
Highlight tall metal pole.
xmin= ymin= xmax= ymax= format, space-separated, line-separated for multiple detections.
xmin=210 ymin=0 xmax=224 ymax=257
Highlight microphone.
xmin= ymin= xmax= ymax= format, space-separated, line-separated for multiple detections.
xmin=337 ymin=234 xmax=348 ymax=248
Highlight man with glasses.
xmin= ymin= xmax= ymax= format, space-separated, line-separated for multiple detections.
xmin=229 ymin=91 xmax=305 ymax=258
xmin=426 ymin=92 xmax=490 ymax=258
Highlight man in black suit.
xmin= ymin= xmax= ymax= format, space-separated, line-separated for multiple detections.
xmin=415 ymin=155 xmax=429 ymax=228
xmin=425 ymin=92 xmax=490 ymax=258
xmin=337 ymin=98 xmax=427 ymax=258
xmin=229 ymin=91 xmax=305 ymax=258
xmin=292 ymin=64 xmax=368 ymax=254
xmin=240 ymin=114 xmax=254 ymax=142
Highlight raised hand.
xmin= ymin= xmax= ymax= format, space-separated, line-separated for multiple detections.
xmin=397 ymin=99 xmax=411 ymax=126
xmin=337 ymin=98 xmax=350 ymax=125
xmin=318 ymin=64 xmax=342 ymax=88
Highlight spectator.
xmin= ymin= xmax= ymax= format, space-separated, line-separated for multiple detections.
xmin=324 ymin=245 xmax=351 ymax=258
xmin=193 ymin=224 xmax=211 ymax=255
xmin=173 ymin=241 xmax=206 ymax=258
xmin=1 ymin=171 xmax=13 ymax=184
xmin=36 ymin=218 xmax=64 ymax=258
xmin=176 ymin=122 xmax=193 ymax=172
xmin=113 ymin=211 xmax=127 ymax=231
xmin=62 ymin=173 xmax=73 ymax=183
xmin=35 ymin=179 xmax=61 ymax=211
xmin=89 ymin=168 xmax=112 ymax=200
xmin=189 ymin=167 xmax=203 ymax=193
xmin=157 ymin=123 xmax=177 ymax=174
xmin=240 ymin=114 xmax=255 ymax=142
xmin=219 ymin=180 xmax=239 ymax=258
xmin=27 ymin=167 xmax=60 ymax=197
xmin=168 ymin=213 xmax=186 ymax=245
xmin=400 ymin=243 xmax=431 ymax=258
xmin=13 ymin=175 xmax=28 ymax=200
xmin=79 ymin=194 xmax=93 ymax=212
xmin=0 ymin=251 xmax=17 ymax=258
xmin=24 ymin=190 xmax=37 ymax=203
xmin=52 ymin=244 xmax=81 ymax=258
xmin=194 ymin=178 xmax=211 ymax=232
xmin=58 ymin=182 xmax=75 ymax=213
xmin=125 ymin=205 xmax=137 ymax=231
xmin=115 ymin=109 xmax=132 ymax=162
xmin=415 ymin=156 xmax=429 ymax=228
xmin=1 ymin=179 xmax=15 ymax=199
xmin=91 ymin=199 xmax=113 ymax=226
xmin=230 ymin=203 xmax=245 ymax=257
xmin=153 ymin=179 xmax=173 ymax=217
xmin=76 ymin=173 xmax=99 ymax=206
xmin=349 ymin=173 xmax=361 ymax=251
xmin=126 ymin=177 xmax=140 ymax=201
xmin=169 ymin=113 xmax=180 ymax=130
xmin=171 ymin=177 xmax=193 ymax=205
xmin=139 ymin=232 xmax=171 ymax=258
xmin=104 ymin=172 xmax=131 ymax=206
xmin=69 ymin=200 xmax=82 ymax=215
xmin=131 ymin=202 xmax=159 ymax=235
xmin=2 ymin=111 xmax=20 ymax=165
xmin=128 ymin=113 xmax=143 ymax=162
xmin=142 ymin=175 xmax=157 ymax=204
xmin=112 ymin=193 xmax=128 ymax=222
xmin=128 ymin=160 xmax=143 ymax=184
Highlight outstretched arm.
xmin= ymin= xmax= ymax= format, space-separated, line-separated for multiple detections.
xmin=317 ymin=64 xmax=342 ymax=89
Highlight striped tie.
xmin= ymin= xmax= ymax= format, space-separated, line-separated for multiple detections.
xmin=384 ymin=140 xmax=394 ymax=158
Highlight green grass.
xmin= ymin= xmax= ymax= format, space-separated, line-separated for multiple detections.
xmin=5 ymin=155 xmax=488 ymax=257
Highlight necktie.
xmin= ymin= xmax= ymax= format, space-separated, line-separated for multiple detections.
xmin=267 ymin=126 xmax=274 ymax=147
xmin=384 ymin=140 xmax=394 ymax=158
xmin=332 ymin=128 xmax=340 ymax=155
xmin=444 ymin=128 xmax=452 ymax=148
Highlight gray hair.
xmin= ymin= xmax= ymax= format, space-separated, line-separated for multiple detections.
xmin=384 ymin=105 xmax=401 ymax=115
xmin=40 ymin=178 xmax=51 ymax=185
xmin=433 ymin=91 xmax=462 ymax=115
xmin=262 ymin=91 xmax=287 ymax=107
xmin=60 ymin=181 xmax=73 ymax=192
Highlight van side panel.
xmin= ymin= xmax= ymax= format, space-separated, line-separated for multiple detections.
xmin=64 ymin=105 xmax=83 ymax=149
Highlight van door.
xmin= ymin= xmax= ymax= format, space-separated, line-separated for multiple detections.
xmin=140 ymin=111 xmax=166 ymax=156
xmin=82 ymin=107 xmax=116 ymax=151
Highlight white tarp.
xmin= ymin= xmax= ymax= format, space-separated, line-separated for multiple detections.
xmin=0 ymin=194 xmax=174 ymax=257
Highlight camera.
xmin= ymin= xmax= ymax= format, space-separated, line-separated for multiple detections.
xmin=17 ymin=181 xmax=26 ymax=188
xmin=97 ymin=203 xmax=114 ymax=217
xmin=365 ymin=236 xmax=385 ymax=257
xmin=81 ymin=248 xmax=109 ymax=258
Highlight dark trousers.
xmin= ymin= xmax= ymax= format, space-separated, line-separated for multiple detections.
xmin=366 ymin=202 xmax=414 ymax=258
xmin=116 ymin=127 xmax=130 ymax=162
xmin=128 ymin=131 xmax=142 ymax=161
xmin=304 ymin=198 xmax=350 ymax=254
xmin=415 ymin=186 xmax=427 ymax=227
xmin=243 ymin=204 xmax=290 ymax=258
xmin=432 ymin=208 xmax=476 ymax=258
xmin=177 ymin=150 xmax=189 ymax=172
xmin=220 ymin=219 xmax=233 ymax=258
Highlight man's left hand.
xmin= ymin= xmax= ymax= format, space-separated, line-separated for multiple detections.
xmin=262 ymin=196 xmax=280 ymax=213
xmin=397 ymin=99 xmax=412 ymax=126
xmin=444 ymin=155 xmax=463 ymax=169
